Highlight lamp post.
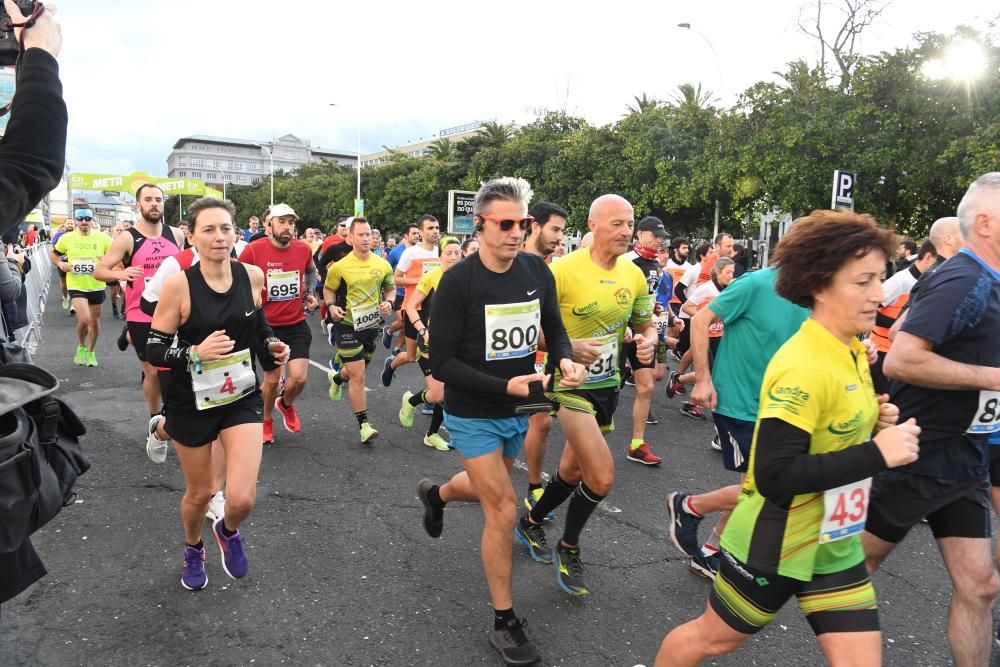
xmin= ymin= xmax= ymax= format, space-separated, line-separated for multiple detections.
xmin=329 ymin=103 xmax=362 ymax=201
xmin=678 ymin=22 xmax=725 ymax=240
xmin=256 ymin=143 xmax=275 ymax=207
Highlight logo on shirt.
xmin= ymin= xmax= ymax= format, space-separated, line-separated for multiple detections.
xmin=572 ymin=301 xmax=599 ymax=317
xmin=766 ymin=385 xmax=810 ymax=416
xmin=827 ymin=410 xmax=865 ymax=444
xmin=369 ymin=268 xmax=385 ymax=280
xmin=614 ymin=287 xmax=633 ymax=308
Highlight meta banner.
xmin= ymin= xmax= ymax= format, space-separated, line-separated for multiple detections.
xmin=70 ymin=171 xmax=211 ymax=197
xmin=831 ymin=170 xmax=856 ymax=211
xmin=448 ymin=189 xmax=476 ymax=235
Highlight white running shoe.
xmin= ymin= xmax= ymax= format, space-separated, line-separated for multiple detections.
xmin=146 ymin=415 xmax=169 ymax=464
xmin=206 ymin=491 xmax=226 ymax=522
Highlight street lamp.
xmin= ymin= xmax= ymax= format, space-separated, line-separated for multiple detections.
xmin=677 ymin=22 xmax=725 ymax=239
xmin=329 ymin=103 xmax=362 ymax=202
xmin=254 ymin=142 xmax=275 ymax=207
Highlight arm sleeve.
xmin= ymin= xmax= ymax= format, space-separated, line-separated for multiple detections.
xmin=539 ymin=264 xmax=573 ymax=367
xmin=674 ymin=281 xmax=688 ymax=302
xmin=428 ymin=272 xmax=509 ymax=397
xmin=754 ymin=418 xmax=888 ymax=499
xmin=0 ymin=50 xmax=68 ymax=237
xmin=146 ymin=328 xmax=189 ymax=369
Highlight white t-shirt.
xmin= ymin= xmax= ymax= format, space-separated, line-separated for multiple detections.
xmin=677 ymin=262 xmax=702 ymax=319
xmin=396 ymin=244 xmax=439 ymax=273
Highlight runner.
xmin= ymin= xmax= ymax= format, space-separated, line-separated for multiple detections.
xmin=238 ymin=203 xmax=318 ymax=445
xmin=416 ymin=177 xmax=583 ymax=665
xmin=381 ymin=223 xmax=420 ymax=351
xmin=663 ymin=238 xmax=690 ymax=363
xmin=397 ymin=235 xmax=463 ymax=451
xmin=622 ymin=216 xmax=669 ymax=465
xmin=519 ymin=202 xmax=567 ymax=517
xmin=668 ymin=241 xmax=712 ymax=409
xmin=146 ymin=196 xmax=289 ymax=591
xmin=95 ymin=183 xmax=185 ymax=420
xmin=461 ymin=238 xmax=479 ymax=257
xmin=865 ymin=173 xmax=1000 ymax=666
xmin=516 ymin=194 xmax=654 ymax=597
xmin=108 ymin=223 xmax=124 ymax=319
xmin=323 ymin=217 xmax=395 ymax=443
xmin=382 ymin=214 xmax=441 ymax=387
xmin=51 ymin=208 xmax=112 ymax=366
xmin=653 ymin=209 xmax=919 ymax=667
xmin=51 ymin=219 xmax=74 ymax=311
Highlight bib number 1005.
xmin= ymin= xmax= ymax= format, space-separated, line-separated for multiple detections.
xmin=484 ymin=299 xmax=540 ymax=361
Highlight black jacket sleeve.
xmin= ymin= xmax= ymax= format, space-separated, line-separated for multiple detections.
xmin=754 ymin=418 xmax=888 ymax=501
xmin=0 ymin=49 xmax=67 ymax=236
xmin=429 ymin=272 xmax=509 ymax=398
xmin=539 ymin=265 xmax=572 ymax=368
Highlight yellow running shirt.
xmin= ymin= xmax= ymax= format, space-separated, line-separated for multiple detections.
xmin=54 ymin=230 xmax=112 ymax=292
xmin=324 ymin=251 xmax=394 ymax=330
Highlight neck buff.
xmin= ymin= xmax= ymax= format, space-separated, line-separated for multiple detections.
xmin=633 ymin=241 xmax=658 ymax=261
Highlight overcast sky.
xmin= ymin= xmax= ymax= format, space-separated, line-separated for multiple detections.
xmin=55 ymin=0 xmax=996 ymax=177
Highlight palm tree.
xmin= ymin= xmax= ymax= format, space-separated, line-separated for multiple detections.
xmin=626 ymin=93 xmax=660 ymax=114
xmin=671 ymin=83 xmax=716 ymax=110
xmin=426 ymin=138 xmax=455 ymax=161
xmin=480 ymin=121 xmax=513 ymax=149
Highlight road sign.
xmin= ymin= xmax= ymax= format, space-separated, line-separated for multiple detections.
xmin=448 ymin=190 xmax=476 ymax=235
xmin=354 ymin=199 xmax=365 ymax=218
xmin=831 ymin=170 xmax=856 ymax=210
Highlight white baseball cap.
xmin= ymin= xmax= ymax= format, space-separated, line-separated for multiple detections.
xmin=268 ymin=203 xmax=298 ymax=220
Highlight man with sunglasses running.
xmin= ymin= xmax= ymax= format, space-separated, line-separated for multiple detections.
xmin=417 ymin=178 xmax=584 ymax=665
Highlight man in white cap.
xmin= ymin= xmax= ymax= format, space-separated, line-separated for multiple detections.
xmin=239 ymin=203 xmax=319 ymax=445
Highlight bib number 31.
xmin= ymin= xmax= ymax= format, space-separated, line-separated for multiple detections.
xmin=484 ymin=299 xmax=540 ymax=361
xmin=819 ymin=478 xmax=871 ymax=543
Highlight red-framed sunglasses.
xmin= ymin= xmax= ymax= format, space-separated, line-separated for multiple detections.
xmin=478 ymin=214 xmax=535 ymax=232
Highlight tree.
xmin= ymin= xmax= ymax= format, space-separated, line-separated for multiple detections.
xmin=626 ymin=93 xmax=660 ymax=114
xmin=671 ymin=83 xmax=716 ymax=110
xmin=798 ymin=0 xmax=892 ymax=90
xmin=425 ymin=138 xmax=455 ymax=162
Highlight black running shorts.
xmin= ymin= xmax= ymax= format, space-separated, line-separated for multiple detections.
xmin=258 ymin=320 xmax=312 ymax=372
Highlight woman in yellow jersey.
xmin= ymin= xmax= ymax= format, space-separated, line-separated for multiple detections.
xmin=654 ymin=210 xmax=922 ymax=667
xmin=398 ymin=236 xmax=463 ymax=450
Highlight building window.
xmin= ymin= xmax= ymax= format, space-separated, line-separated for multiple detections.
xmin=179 ymin=171 xmax=187 ymax=177
xmin=205 ymin=173 xmax=216 ymax=181
xmin=191 ymin=171 xmax=202 ymax=179
xmin=191 ymin=158 xmax=203 ymax=168
xmin=179 ymin=158 xmax=188 ymax=167
xmin=250 ymin=162 xmax=260 ymax=172
xmin=205 ymin=159 xmax=215 ymax=168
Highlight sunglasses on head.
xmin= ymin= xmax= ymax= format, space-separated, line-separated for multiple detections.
xmin=478 ymin=214 xmax=534 ymax=232
xmin=76 ymin=217 xmax=93 ymax=222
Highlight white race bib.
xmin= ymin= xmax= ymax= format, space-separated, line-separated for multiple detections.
xmin=71 ymin=257 xmax=97 ymax=275
xmin=967 ymin=391 xmax=1000 ymax=435
xmin=581 ymin=334 xmax=618 ymax=384
xmin=266 ymin=270 xmax=300 ymax=302
xmin=190 ymin=349 xmax=256 ymax=411
xmin=421 ymin=260 xmax=441 ymax=275
xmin=819 ymin=478 xmax=871 ymax=543
xmin=484 ymin=299 xmax=540 ymax=361
xmin=352 ymin=302 xmax=381 ymax=331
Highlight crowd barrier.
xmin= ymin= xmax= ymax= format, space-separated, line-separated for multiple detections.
xmin=14 ymin=241 xmax=54 ymax=354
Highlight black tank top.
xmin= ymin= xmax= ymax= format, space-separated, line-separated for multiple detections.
xmin=165 ymin=262 xmax=260 ymax=410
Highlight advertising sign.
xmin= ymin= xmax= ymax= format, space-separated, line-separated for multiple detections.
xmin=448 ymin=190 xmax=476 ymax=235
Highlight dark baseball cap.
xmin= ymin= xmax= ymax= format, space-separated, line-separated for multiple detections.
xmin=637 ymin=216 xmax=668 ymax=237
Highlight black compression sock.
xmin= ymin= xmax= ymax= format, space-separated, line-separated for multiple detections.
xmin=428 ymin=484 xmax=444 ymax=509
xmin=408 ymin=390 xmax=426 ymax=407
xmin=355 ymin=410 xmax=368 ymax=427
xmin=279 ymin=397 xmax=290 ymax=409
xmin=219 ymin=522 xmax=237 ymax=538
xmin=186 ymin=541 xmax=204 ymax=550
xmin=528 ymin=471 xmax=576 ymax=524
xmin=333 ymin=373 xmax=346 ymax=385
xmin=562 ymin=481 xmax=606 ymax=546
xmin=427 ymin=404 xmax=444 ymax=436
xmin=494 ymin=607 xmax=517 ymax=630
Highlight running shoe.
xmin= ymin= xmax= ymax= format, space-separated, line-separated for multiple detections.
xmin=522 ymin=487 xmax=556 ymax=521
xmin=399 ymin=390 xmax=416 ymax=428
xmin=359 ymin=421 xmax=378 ymax=444
xmin=665 ymin=371 xmax=685 ymax=398
xmin=380 ymin=325 xmax=393 ymax=350
xmin=325 ymin=321 xmax=336 ymax=347
xmin=380 ymin=355 xmax=395 ymax=387
xmin=112 ymin=307 xmax=120 ymax=320
xmin=85 ymin=350 xmax=97 ymax=367
xmin=710 ymin=431 xmax=722 ymax=451
xmin=514 ymin=515 xmax=553 ymax=564
xmin=689 ymin=551 xmax=720 ymax=581
xmin=680 ymin=402 xmax=705 ymax=420
xmin=645 ymin=411 xmax=659 ymax=425
xmin=181 ymin=545 xmax=207 ymax=591
xmin=61 ymin=295 xmax=69 ymax=310
xmin=552 ymin=544 xmax=589 ymax=596
xmin=421 ymin=403 xmax=434 ymax=416
xmin=206 ymin=491 xmax=225 ymax=522
xmin=328 ymin=372 xmax=342 ymax=402
xmin=274 ymin=397 xmax=300 ymax=433
xmin=626 ymin=443 xmax=662 ymax=465
xmin=417 ymin=478 xmax=443 ymax=538
xmin=262 ymin=419 xmax=275 ymax=445
xmin=423 ymin=433 xmax=450 ymax=451
xmin=73 ymin=345 xmax=87 ymax=366
xmin=116 ymin=324 xmax=129 ymax=351
xmin=669 ymin=349 xmax=683 ymax=362
xmin=667 ymin=491 xmax=703 ymax=557
xmin=146 ymin=415 xmax=169 ymax=464
xmin=212 ymin=518 xmax=248 ymax=579
xmin=489 ymin=616 xmax=541 ymax=666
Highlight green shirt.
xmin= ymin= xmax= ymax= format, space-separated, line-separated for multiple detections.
xmin=708 ymin=267 xmax=809 ymax=423
xmin=54 ymin=230 xmax=112 ymax=292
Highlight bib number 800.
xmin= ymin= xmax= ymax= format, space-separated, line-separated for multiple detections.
xmin=491 ymin=325 xmax=538 ymax=352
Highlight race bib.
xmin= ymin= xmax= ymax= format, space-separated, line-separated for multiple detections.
xmin=267 ymin=270 xmax=300 ymax=302
xmin=819 ymin=478 xmax=871 ymax=543
xmin=581 ymin=334 xmax=619 ymax=384
xmin=352 ymin=302 xmax=381 ymax=331
xmin=967 ymin=391 xmax=1000 ymax=434
xmin=421 ymin=260 xmax=441 ymax=275
xmin=190 ymin=349 xmax=255 ymax=411
xmin=71 ymin=257 xmax=97 ymax=275
xmin=654 ymin=315 xmax=669 ymax=337
xmin=484 ymin=299 xmax=540 ymax=361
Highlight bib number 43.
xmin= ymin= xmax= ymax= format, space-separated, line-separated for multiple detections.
xmin=819 ymin=478 xmax=871 ymax=543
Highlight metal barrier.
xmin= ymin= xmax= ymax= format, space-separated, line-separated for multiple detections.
xmin=15 ymin=241 xmax=54 ymax=354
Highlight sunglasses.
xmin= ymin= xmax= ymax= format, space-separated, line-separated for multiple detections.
xmin=478 ymin=214 xmax=534 ymax=232
xmin=76 ymin=217 xmax=93 ymax=222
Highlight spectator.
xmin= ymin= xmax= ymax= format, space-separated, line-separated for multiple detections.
xmin=22 ymin=224 xmax=37 ymax=246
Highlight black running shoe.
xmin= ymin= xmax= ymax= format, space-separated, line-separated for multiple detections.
xmin=552 ymin=544 xmax=589 ymax=596
xmin=417 ymin=478 xmax=443 ymax=538
xmin=667 ymin=492 xmax=703 ymax=557
xmin=689 ymin=551 xmax=720 ymax=581
xmin=116 ymin=324 xmax=129 ymax=351
xmin=514 ymin=515 xmax=552 ymax=564
xmin=645 ymin=411 xmax=659 ymax=425
xmin=490 ymin=617 xmax=541 ymax=666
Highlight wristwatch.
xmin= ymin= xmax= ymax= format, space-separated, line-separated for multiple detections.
xmin=418 ymin=327 xmax=428 ymax=337
xmin=264 ymin=336 xmax=280 ymax=347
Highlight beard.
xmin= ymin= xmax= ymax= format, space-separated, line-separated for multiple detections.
xmin=142 ymin=208 xmax=163 ymax=223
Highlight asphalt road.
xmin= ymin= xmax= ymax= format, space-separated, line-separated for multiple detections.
xmin=0 ymin=274 xmax=982 ymax=666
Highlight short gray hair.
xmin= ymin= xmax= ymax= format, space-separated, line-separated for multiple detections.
xmin=956 ymin=172 xmax=1000 ymax=238
xmin=712 ymin=256 xmax=736 ymax=276
xmin=473 ymin=177 xmax=533 ymax=218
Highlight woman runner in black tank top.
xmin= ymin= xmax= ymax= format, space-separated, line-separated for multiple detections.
xmin=145 ymin=198 xmax=289 ymax=591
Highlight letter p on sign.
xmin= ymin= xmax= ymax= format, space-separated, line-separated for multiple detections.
xmin=832 ymin=170 xmax=856 ymax=210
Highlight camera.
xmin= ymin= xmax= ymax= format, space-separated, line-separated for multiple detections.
xmin=0 ymin=0 xmax=38 ymax=67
